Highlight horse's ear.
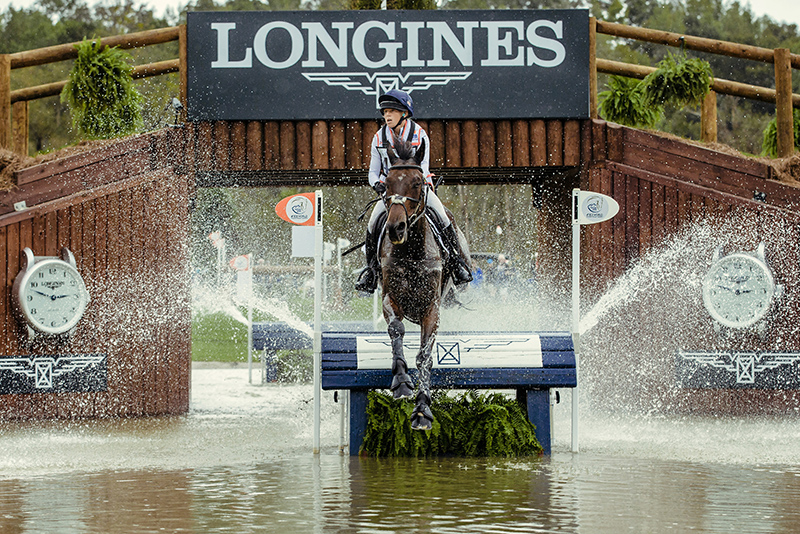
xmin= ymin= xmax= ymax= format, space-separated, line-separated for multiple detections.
xmin=415 ymin=138 xmax=426 ymax=166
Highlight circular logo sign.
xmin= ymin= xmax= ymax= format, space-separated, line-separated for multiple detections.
xmin=276 ymin=192 xmax=316 ymax=226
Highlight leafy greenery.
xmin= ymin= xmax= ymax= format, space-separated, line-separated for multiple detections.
xmin=762 ymin=109 xmax=800 ymax=157
xmin=361 ymin=390 xmax=542 ymax=457
xmin=350 ymin=0 xmax=435 ymax=9
xmin=60 ymin=39 xmax=143 ymax=139
xmin=642 ymin=53 xmax=713 ymax=109
xmin=598 ymin=75 xmax=662 ymax=128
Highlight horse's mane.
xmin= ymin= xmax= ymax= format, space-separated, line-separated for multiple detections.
xmin=392 ymin=138 xmax=416 ymax=163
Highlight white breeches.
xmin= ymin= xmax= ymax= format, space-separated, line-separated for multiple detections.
xmin=367 ymin=188 xmax=450 ymax=233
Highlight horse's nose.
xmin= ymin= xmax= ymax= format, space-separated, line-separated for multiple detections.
xmin=390 ymin=221 xmax=407 ymax=244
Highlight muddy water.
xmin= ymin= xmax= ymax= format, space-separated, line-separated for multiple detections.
xmin=2 ymin=367 xmax=800 ymax=533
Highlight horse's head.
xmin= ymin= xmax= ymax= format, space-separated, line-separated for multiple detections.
xmin=384 ymin=139 xmax=427 ymax=245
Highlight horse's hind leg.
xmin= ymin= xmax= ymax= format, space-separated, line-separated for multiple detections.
xmin=388 ymin=318 xmax=413 ymax=399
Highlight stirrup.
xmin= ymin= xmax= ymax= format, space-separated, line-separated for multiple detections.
xmin=355 ymin=267 xmax=378 ymax=293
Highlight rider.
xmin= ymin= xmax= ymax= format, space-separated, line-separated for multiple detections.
xmin=355 ymin=89 xmax=473 ymax=294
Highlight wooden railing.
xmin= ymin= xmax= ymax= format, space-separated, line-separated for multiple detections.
xmin=0 ymin=18 xmax=797 ymax=158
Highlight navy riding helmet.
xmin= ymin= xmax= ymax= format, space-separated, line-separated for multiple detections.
xmin=378 ymin=89 xmax=414 ymax=118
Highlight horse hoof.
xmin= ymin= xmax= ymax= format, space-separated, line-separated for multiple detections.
xmin=390 ymin=373 xmax=414 ymax=399
xmin=410 ymin=402 xmax=434 ymax=431
xmin=392 ymin=382 xmax=414 ymax=400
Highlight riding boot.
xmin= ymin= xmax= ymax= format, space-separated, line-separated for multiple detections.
xmin=442 ymin=224 xmax=473 ymax=286
xmin=355 ymin=229 xmax=379 ymax=294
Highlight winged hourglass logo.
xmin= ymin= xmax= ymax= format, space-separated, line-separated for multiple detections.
xmin=0 ymin=354 xmax=107 ymax=393
xmin=677 ymin=350 xmax=800 ymax=386
xmin=301 ymin=71 xmax=472 ymax=107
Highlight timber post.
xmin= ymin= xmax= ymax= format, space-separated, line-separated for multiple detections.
xmin=0 ymin=54 xmax=9 ymax=150
xmin=11 ymin=101 xmax=28 ymax=156
xmin=701 ymin=90 xmax=717 ymax=143
xmin=589 ymin=17 xmax=598 ymax=119
xmin=774 ymin=48 xmax=794 ymax=157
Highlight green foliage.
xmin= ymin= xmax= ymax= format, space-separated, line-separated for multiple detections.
xmin=642 ymin=53 xmax=713 ymax=109
xmin=598 ymin=75 xmax=662 ymax=128
xmin=761 ymin=109 xmax=800 ymax=157
xmin=60 ymin=39 xmax=143 ymax=139
xmin=361 ymin=390 xmax=542 ymax=458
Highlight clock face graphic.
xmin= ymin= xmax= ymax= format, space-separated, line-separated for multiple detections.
xmin=12 ymin=249 xmax=90 ymax=336
xmin=702 ymin=252 xmax=775 ymax=329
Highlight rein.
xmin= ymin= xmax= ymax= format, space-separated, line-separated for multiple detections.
xmin=384 ymin=164 xmax=427 ymax=228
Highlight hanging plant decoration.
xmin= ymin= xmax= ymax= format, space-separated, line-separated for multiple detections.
xmin=642 ymin=52 xmax=713 ymax=109
xmin=61 ymin=39 xmax=143 ymax=139
xmin=360 ymin=390 xmax=543 ymax=458
xmin=761 ymin=108 xmax=800 ymax=157
xmin=598 ymin=75 xmax=663 ymax=128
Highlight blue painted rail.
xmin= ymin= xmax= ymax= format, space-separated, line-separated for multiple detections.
xmin=320 ymin=331 xmax=576 ymax=455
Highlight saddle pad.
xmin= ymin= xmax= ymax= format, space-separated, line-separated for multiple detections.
xmin=355 ymin=333 xmax=543 ymax=369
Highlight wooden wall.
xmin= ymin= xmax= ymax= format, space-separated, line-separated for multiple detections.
xmin=580 ymin=121 xmax=800 ymax=415
xmin=0 ymin=130 xmax=190 ymax=419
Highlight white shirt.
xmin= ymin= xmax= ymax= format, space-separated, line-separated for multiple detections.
xmin=368 ymin=120 xmax=433 ymax=188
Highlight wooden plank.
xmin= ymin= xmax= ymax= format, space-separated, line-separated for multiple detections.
xmin=512 ymin=120 xmax=529 ymax=166
xmin=14 ymin=136 xmax=150 ymax=186
xmin=445 ymin=121 xmax=461 ymax=167
xmin=213 ymin=121 xmax=230 ymax=170
xmin=496 ymin=120 xmax=513 ymax=167
xmin=530 ymin=120 xmax=547 ymax=166
xmin=114 ymin=188 xmax=134 ymax=416
xmin=263 ymin=121 xmax=279 ymax=170
xmin=311 ymin=120 xmax=329 ymax=170
xmin=564 ymin=120 xmax=581 ymax=166
xmin=478 ymin=121 xmax=496 ymax=167
xmin=599 ymin=168 xmax=614 ymax=288
xmin=651 ymin=183 xmax=666 ymax=245
xmin=0 ymin=225 xmax=8 ymax=355
xmin=612 ymin=170 xmax=626 ymax=276
xmin=462 ymin=120 xmax=479 ymax=167
xmin=362 ymin=121 xmax=379 ymax=167
xmin=345 ymin=121 xmax=362 ymax=169
xmin=664 ymin=185 xmax=679 ymax=236
xmin=230 ymin=121 xmax=246 ymax=170
xmin=329 ymin=121 xmax=345 ymax=170
xmin=296 ymin=121 xmax=312 ymax=169
xmin=677 ymin=189 xmax=691 ymax=233
xmin=427 ymin=120 xmax=445 ymax=168
xmin=639 ymin=179 xmax=652 ymax=255
xmin=624 ymin=127 xmax=769 ymax=178
xmin=546 ymin=120 xmax=564 ymax=166
xmin=592 ymin=120 xmax=607 ymax=161
xmin=580 ymin=119 xmax=593 ymax=164
xmin=279 ymin=121 xmax=295 ymax=170
xmin=245 ymin=121 xmax=263 ymax=170
xmin=625 ymin=174 xmax=639 ymax=262
xmin=195 ymin=122 xmax=213 ymax=171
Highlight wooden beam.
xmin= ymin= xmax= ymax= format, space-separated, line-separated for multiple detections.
xmin=9 ymin=27 xmax=180 ymax=69
xmin=589 ymin=17 xmax=598 ymax=119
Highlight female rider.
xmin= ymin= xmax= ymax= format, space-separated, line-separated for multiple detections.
xmin=355 ymin=89 xmax=472 ymax=293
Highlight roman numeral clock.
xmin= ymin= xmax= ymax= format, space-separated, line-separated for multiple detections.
xmin=11 ymin=247 xmax=90 ymax=341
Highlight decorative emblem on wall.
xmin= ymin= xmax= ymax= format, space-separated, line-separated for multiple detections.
xmin=302 ymin=72 xmax=472 ymax=106
xmin=676 ymin=350 xmax=800 ymax=388
xmin=0 ymin=354 xmax=107 ymax=394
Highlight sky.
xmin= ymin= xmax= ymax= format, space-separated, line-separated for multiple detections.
xmin=2 ymin=0 xmax=800 ymax=29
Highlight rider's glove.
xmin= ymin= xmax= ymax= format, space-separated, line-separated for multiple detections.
xmin=373 ymin=182 xmax=387 ymax=197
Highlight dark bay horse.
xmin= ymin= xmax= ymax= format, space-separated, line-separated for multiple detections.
xmin=378 ymin=138 xmax=469 ymax=431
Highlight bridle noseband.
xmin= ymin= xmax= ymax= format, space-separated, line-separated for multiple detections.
xmin=384 ymin=164 xmax=427 ymax=227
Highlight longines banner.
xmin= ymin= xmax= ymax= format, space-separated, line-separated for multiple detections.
xmin=186 ymin=9 xmax=590 ymax=121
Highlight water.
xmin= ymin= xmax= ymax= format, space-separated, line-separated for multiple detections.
xmin=3 ymin=367 xmax=800 ymax=533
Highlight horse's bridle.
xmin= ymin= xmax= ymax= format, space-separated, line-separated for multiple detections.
xmin=384 ymin=164 xmax=427 ymax=227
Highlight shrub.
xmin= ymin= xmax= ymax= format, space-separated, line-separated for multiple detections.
xmin=761 ymin=109 xmax=800 ymax=157
xmin=599 ymin=75 xmax=662 ymax=128
xmin=61 ymin=39 xmax=143 ymax=139
xmin=642 ymin=53 xmax=713 ymax=109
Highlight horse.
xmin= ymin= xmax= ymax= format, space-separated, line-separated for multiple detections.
xmin=378 ymin=138 xmax=470 ymax=431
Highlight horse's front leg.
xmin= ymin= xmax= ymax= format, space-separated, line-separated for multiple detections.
xmin=384 ymin=297 xmax=414 ymax=400
xmin=410 ymin=305 xmax=439 ymax=431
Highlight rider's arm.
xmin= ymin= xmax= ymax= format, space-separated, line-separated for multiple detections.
xmin=418 ymin=127 xmax=434 ymax=185
xmin=368 ymin=130 xmax=384 ymax=188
